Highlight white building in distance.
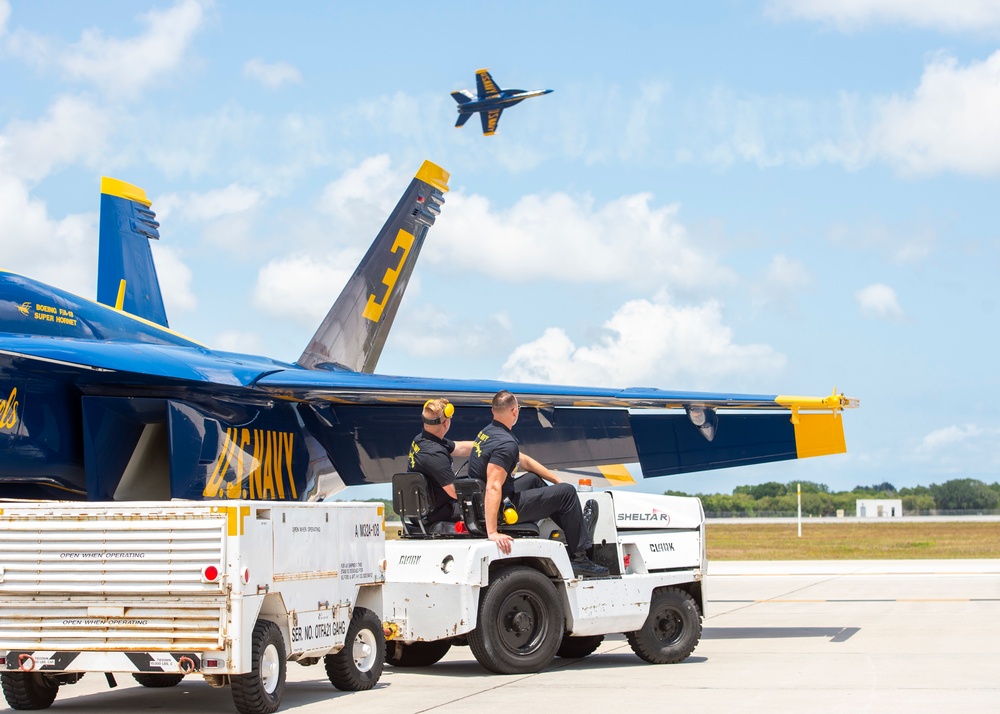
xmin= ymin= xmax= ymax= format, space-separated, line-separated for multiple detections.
xmin=856 ymin=499 xmax=903 ymax=518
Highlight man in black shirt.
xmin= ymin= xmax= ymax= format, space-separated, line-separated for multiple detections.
xmin=468 ymin=390 xmax=609 ymax=578
xmin=408 ymin=398 xmax=473 ymax=523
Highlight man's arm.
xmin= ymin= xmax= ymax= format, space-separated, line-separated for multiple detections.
xmin=451 ymin=440 xmax=474 ymax=459
xmin=519 ymin=452 xmax=561 ymax=484
xmin=485 ymin=463 xmax=513 ymax=554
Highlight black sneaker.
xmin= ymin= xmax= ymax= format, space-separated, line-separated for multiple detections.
xmin=571 ymin=552 xmax=610 ymax=578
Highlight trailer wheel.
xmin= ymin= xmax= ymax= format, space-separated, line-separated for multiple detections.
xmin=1 ymin=672 xmax=59 ymax=710
xmin=468 ymin=566 xmax=563 ymax=674
xmin=231 ymin=619 xmax=286 ymax=714
xmin=556 ymin=634 xmax=604 ymax=659
xmin=626 ymin=587 xmax=702 ymax=664
xmin=325 ymin=608 xmax=384 ymax=691
xmin=132 ymin=673 xmax=185 ymax=687
xmin=386 ymin=639 xmax=452 ymax=667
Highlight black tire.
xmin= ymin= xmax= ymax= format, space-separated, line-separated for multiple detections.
xmin=325 ymin=608 xmax=385 ymax=691
xmin=625 ymin=587 xmax=702 ymax=664
xmin=132 ymin=673 xmax=185 ymax=687
xmin=556 ymin=634 xmax=604 ymax=659
xmin=468 ymin=566 xmax=563 ymax=674
xmin=386 ymin=639 xmax=452 ymax=667
xmin=1 ymin=672 xmax=59 ymax=710
xmin=231 ymin=619 xmax=286 ymax=714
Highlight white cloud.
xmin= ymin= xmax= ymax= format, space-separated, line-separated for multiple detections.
xmin=212 ymin=329 xmax=265 ymax=355
xmin=914 ymin=424 xmax=1000 ymax=471
xmin=392 ymin=305 xmax=514 ymax=361
xmin=316 ymin=154 xmax=409 ymax=244
xmin=160 ymin=183 xmax=264 ymax=222
xmin=243 ymin=58 xmax=302 ymax=89
xmin=0 ymin=1 xmax=9 ymax=37
xmin=0 ymin=175 xmax=96 ymax=296
xmin=871 ymin=51 xmax=1000 ymax=176
xmin=828 ymin=219 xmax=936 ymax=263
xmin=435 ymin=189 xmax=734 ymax=293
xmin=252 ymin=253 xmax=359 ymax=325
xmin=501 ymin=292 xmax=786 ymax=388
xmin=149 ymin=243 xmax=197 ymax=315
xmin=59 ymin=0 xmax=207 ymax=96
xmin=765 ymin=254 xmax=813 ymax=291
xmin=144 ymin=104 xmax=260 ymax=179
xmin=855 ymin=283 xmax=904 ymax=321
xmin=767 ymin=0 xmax=1000 ymax=34
xmin=0 ymin=95 xmax=113 ymax=182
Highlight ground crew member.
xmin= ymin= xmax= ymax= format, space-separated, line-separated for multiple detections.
xmin=468 ymin=390 xmax=609 ymax=578
xmin=408 ymin=398 xmax=473 ymax=523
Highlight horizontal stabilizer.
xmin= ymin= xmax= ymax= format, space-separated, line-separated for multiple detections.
xmin=451 ymin=90 xmax=475 ymax=104
xmin=96 ymin=177 xmax=168 ymax=327
xmin=455 ymin=112 xmax=473 ymax=128
xmin=297 ymin=161 xmax=450 ymax=373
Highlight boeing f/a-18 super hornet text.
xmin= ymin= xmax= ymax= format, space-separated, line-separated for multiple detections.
xmin=451 ymin=69 xmax=553 ymax=135
xmin=0 ymin=161 xmax=858 ymax=503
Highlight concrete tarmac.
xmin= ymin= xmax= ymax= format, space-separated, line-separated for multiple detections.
xmin=5 ymin=559 xmax=998 ymax=714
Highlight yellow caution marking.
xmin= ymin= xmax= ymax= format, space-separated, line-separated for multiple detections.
xmin=598 ymin=464 xmax=636 ymax=485
xmin=227 ymin=506 xmax=250 ymax=536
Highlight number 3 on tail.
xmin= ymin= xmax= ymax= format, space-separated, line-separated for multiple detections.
xmin=363 ymin=229 xmax=414 ymax=323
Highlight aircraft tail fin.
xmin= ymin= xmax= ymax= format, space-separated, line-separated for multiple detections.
xmin=296 ymin=161 xmax=449 ymax=373
xmin=96 ymin=177 xmax=169 ymax=327
xmin=455 ymin=112 xmax=473 ymax=128
xmin=451 ymin=90 xmax=475 ymax=105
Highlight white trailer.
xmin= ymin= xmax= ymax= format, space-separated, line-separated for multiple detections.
xmin=383 ymin=477 xmax=706 ymax=674
xmin=0 ymin=500 xmax=386 ymax=714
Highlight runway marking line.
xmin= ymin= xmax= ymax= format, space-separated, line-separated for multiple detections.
xmin=711 ymin=598 xmax=1000 ymax=603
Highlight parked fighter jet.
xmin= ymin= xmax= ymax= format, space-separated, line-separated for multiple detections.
xmin=451 ymin=69 xmax=553 ymax=135
xmin=0 ymin=162 xmax=857 ymax=503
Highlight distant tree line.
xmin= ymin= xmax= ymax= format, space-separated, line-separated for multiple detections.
xmin=664 ymin=478 xmax=1000 ymax=517
xmin=371 ymin=478 xmax=1000 ymax=521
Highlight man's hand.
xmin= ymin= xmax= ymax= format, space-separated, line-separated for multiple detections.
xmin=488 ymin=530 xmax=514 ymax=554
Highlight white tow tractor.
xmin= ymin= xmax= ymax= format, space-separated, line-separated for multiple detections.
xmin=383 ymin=474 xmax=706 ymax=674
xmin=0 ymin=500 xmax=386 ymax=714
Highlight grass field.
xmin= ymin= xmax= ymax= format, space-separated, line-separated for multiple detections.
xmin=706 ymin=521 xmax=1000 ymax=560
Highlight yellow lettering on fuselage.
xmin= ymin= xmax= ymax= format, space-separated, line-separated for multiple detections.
xmin=203 ymin=427 xmax=297 ymax=500
xmin=0 ymin=387 xmax=20 ymax=431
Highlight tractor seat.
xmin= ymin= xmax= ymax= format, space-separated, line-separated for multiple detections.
xmin=391 ymin=472 xmax=465 ymax=538
xmin=453 ymin=479 xmax=540 ymax=537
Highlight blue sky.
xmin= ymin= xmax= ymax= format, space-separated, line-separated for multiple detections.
xmin=2 ymin=0 xmax=999 ymax=496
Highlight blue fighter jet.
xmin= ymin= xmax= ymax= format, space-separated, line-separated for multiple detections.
xmin=0 ymin=162 xmax=857 ymax=503
xmin=452 ymin=69 xmax=553 ymax=135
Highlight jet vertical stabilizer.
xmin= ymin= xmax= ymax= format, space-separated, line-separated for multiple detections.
xmin=296 ymin=160 xmax=449 ymax=373
xmin=96 ymin=177 xmax=168 ymax=327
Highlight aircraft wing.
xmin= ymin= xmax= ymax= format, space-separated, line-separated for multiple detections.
xmin=475 ymin=69 xmax=501 ymax=99
xmin=481 ymin=107 xmax=503 ymax=136
xmin=96 ymin=178 xmax=169 ymax=327
xmin=253 ymin=368 xmax=858 ymax=487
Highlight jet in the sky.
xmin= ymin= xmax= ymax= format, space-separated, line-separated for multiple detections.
xmin=0 ymin=162 xmax=857 ymax=503
xmin=451 ymin=69 xmax=553 ymax=135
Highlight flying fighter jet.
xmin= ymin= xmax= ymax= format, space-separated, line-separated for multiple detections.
xmin=451 ymin=69 xmax=553 ymax=135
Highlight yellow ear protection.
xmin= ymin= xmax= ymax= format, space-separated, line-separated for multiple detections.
xmin=422 ymin=399 xmax=454 ymax=425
